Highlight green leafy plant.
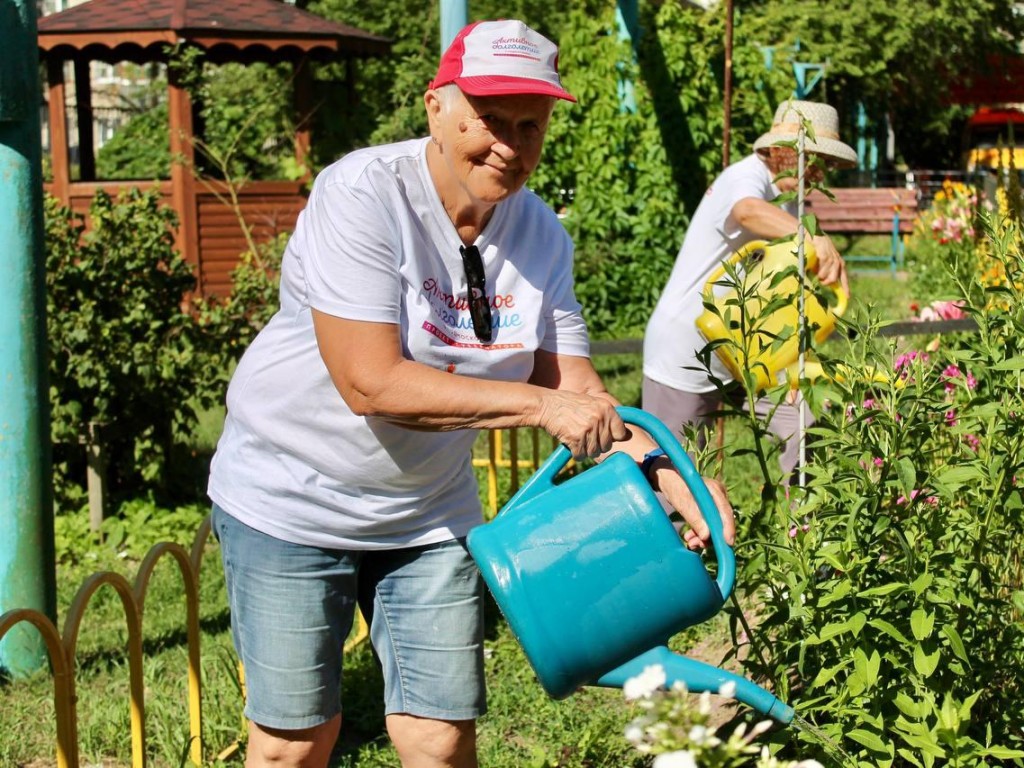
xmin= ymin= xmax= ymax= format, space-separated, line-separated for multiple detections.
xmin=904 ymin=181 xmax=986 ymax=305
xmin=713 ymin=213 xmax=1024 ymax=766
xmin=44 ymin=190 xmax=210 ymax=508
xmin=193 ymin=233 xmax=289 ymax=396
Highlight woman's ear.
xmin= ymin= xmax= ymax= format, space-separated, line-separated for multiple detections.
xmin=424 ymin=90 xmax=443 ymax=143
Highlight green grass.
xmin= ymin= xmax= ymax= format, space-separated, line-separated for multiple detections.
xmin=0 ymin=503 xmax=650 ymax=767
xmin=0 ymin=272 xmax=920 ymax=766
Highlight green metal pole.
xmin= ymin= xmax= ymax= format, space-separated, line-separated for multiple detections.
xmin=0 ymin=0 xmax=56 ymax=678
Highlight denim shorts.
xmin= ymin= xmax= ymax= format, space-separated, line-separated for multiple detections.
xmin=212 ymin=505 xmax=486 ymax=730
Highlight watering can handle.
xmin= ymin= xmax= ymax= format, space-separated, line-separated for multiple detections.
xmin=504 ymin=406 xmax=735 ymax=600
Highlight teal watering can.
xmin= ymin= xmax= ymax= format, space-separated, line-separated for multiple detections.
xmin=467 ymin=406 xmax=794 ymax=723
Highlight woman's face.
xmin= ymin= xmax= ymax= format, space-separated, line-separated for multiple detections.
xmin=765 ymin=146 xmax=828 ymax=191
xmin=428 ymin=87 xmax=555 ymax=206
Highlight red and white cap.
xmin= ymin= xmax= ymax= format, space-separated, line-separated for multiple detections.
xmin=429 ymin=19 xmax=576 ymax=103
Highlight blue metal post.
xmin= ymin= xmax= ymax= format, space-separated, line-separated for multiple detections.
xmin=440 ymin=0 xmax=468 ymax=51
xmin=0 ymin=0 xmax=56 ymax=678
xmin=616 ymin=0 xmax=639 ymax=114
xmin=856 ymin=101 xmax=868 ymax=172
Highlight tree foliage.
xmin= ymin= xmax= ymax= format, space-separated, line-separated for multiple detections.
xmin=95 ymin=102 xmax=171 ymax=180
xmin=735 ymin=0 xmax=1023 ymax=167
xmin=292 ymin=0 xmax=1019 ymax=334
xmin=95 ymin=50 xmax=298 ymax=181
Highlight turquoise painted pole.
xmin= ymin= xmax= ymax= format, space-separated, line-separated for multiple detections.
xmin=616 ymin=0 xmax=638 ymax=114
xmin=0 ymin=0 xmax=56 ymax=678
xmin=856 ymin=101 xmax=868 ymax=172
xmin=440 ymin=0 xmax=468 ymax=51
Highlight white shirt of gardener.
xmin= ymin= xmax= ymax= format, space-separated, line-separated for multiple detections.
xmin=643 ymin=153 xmax=795 ymax=393
xmin=208 ymin=138 xmax=589 ymax=550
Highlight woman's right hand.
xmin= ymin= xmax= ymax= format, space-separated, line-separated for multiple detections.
xmin=536 ymin=390 xmax=627 ymax=460
xmin=811 ymin=233 xmax=849 ymax=294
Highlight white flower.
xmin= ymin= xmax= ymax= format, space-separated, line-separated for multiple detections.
xmin=793 ymin=762 xmax=825 ymax=768
xmin=624 ymin=723 xmax=645 ymax=744
xmin=718 ymin=681 xmax=737 ymax=699
xmin=748 ymin=720 xmax=774 ymax=740
xmin=624 ymin=664 xmax=667 ymax=700
xmin=687 ymin=725 xmax=709 ymax=745
xmin=653 ymin=750 xmax=698 ymax=768
xmin=697 ymin=690 xmax=713 ymax=715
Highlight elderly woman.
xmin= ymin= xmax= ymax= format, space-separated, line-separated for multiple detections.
xmin=643 ymin=100 xmax=856 ymax=482
xmin=208 ymin=19 xmax=734 ymax=768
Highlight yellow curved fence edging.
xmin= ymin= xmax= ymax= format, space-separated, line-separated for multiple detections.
xmin=0 ymin=516 xmax=214 ymax=768
xmin=1 ymin=427 xmax=542 ymax=766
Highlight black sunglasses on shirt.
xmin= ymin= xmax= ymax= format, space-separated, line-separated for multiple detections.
xmin=460 ymin=245 xmax=493 ymax=343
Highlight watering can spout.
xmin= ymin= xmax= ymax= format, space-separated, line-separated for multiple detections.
xmin=594 ymin=646 xmax=794 ymax=724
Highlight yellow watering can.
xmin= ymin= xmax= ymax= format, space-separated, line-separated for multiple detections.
xmin=695 ymin=238 xmax=847 ymax=393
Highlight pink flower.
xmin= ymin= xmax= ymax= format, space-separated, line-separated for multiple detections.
xmin=942 ymin=364 xmax=962 ymax=378
xmin=941 ymin=365 xmax=962 ymax=394
xmin=940 ymin=364 xmax=977 ymax=394
xmin=873 ymin=457 xmax=884 ymax=467
xmin=933 ymin=300 xmax=966 ymax=320
xmin=912 ymin=300 xmax=966 ymax=323
xmin=964 ymin=433 xmax=980 ymax=451
xmin=895 ymin=351 xmax=929 ymax=380
xmin=897 ymin=489 xmax=939 ymax=506
xmin=788 ymin=524 xmax=810 ymax=538
xmin=945 ymin=409 xmax=958 ymax=427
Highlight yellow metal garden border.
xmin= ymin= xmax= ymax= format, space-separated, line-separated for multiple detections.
xmin=473 ymin=427 xmax=559 ymax=517
xmin=0 ymin=426 xmax=547 ymax=766
xmin=0 ymin=517 xmax=213 ymax=768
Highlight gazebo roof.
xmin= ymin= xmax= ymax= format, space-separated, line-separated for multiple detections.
xmin=38 ymin=0 xmax=391 ymax=63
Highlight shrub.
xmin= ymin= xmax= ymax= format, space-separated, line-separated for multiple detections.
xmin=193 ymin=233 xmax=288 ymax=395
xmin=904 ymin=181 xmax=988 ymax=306
xmin=44 ymin=190 xmax=209 ymax=508
xmin=718 ymin=214 xmax=1024 ymax=765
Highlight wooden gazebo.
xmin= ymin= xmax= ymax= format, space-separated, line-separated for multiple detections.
xmin=38 ymin=0 xmax=390 ymax=295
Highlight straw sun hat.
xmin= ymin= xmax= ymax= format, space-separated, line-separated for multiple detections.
xmin=753 ymin=99 xmax=857 ymax=167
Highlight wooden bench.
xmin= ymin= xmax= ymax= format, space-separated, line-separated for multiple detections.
xmin=805 ymin=187 xmax=920 ymax=274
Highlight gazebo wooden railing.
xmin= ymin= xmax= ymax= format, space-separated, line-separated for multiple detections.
xmin=43 ymin=177 xmax=307 ymax=296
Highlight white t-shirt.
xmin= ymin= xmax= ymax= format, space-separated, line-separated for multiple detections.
xmin=208 ymin=137 xmax=590 ymax=549
xmin=643 ymin=154 xmax=793 ymax=393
